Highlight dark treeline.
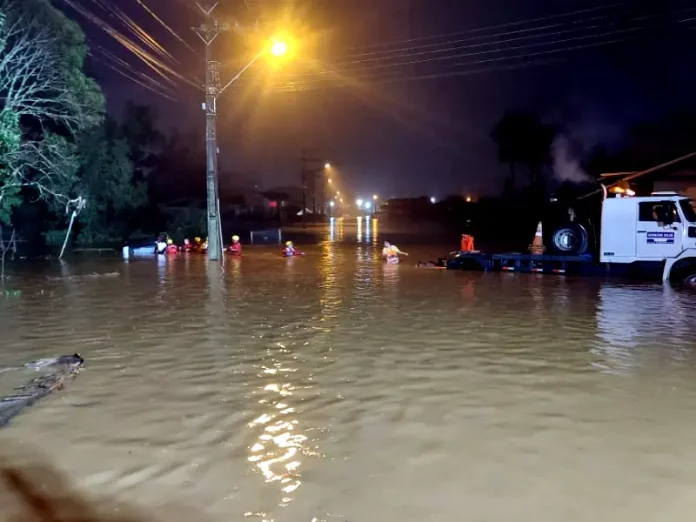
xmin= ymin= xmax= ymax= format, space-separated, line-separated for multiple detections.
xmin=0 ymin=0 xmax=214 ymax=256
xmin=8 ymin=101 xmax=209 ymax=255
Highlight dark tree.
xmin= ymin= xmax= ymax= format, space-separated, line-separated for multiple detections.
xmin=491 ymin=110 xmax=556 ymax=190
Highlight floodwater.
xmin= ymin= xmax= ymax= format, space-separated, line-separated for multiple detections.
xmin=2 ymin=218 xmax=696 ymax=521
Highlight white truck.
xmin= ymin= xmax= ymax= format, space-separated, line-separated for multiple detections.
xmin=447 ymin=190 xmax=696 ymax=286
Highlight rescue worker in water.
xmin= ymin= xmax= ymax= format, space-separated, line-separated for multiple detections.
xmin=228 ymin=235 xmax=242 ymax=256
xmin=382 ymin=241 xmax=407 ymax=263
xmin=155 ymin=234 xmax=167 ymax=255
xmin=165 ymin=239 xmax=178 ymax=254
xmin=283 ymin=241 xmax=304 ymax=257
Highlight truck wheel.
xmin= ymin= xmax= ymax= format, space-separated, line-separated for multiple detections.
xmin=678 ymin=269 xmax=696 ymax=289
xmin=668 ymin=261 xmax=696 ymax=288
xmin=684 ymin=273 xmax=696 ymax=287
xmin=549 ymin=223 xmax=589 ymax=256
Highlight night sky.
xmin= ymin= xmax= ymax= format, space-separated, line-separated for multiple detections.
xmin=63 ymin=0 xmax=696 ymax=199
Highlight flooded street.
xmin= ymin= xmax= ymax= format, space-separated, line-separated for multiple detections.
xmin=2 ymin=221 xmax=696 ymax=521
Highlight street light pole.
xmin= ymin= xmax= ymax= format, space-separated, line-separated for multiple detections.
xmin=300 ymin=150 xmax=324 ymax=227
xmin=193 ymin=1 xmax=225 ymax=261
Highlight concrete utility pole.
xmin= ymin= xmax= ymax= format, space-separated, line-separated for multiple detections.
xmin=300 ymin=149 xmax=323 ymax=227
xmin=193 ymin=1 xmax=227 ymax=261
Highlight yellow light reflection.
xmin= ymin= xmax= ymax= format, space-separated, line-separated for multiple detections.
xmin=319 ymin=223 xmax=343 ymax=324
xmin=356 ymin=216 xmax=362 ymax=241
xmin=247 ymin=368 xmax=311 ymax=505
xmin=246 ymin=229 xmax=339 ymax=510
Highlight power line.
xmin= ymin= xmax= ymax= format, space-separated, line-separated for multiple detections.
xmin=287 ymin=4 xmax=696 ymax=78
xmin=62 ymin=0 xmax=202 ymax=91
xmin=97 ymin=51 xmax=178 ymax=100
xmin=242 ymin=18 xmax=696 ymax=93
xmin=279 ymin=35 xmax=634 ymax=91
xmin=342 ymin=14 xmax=616 ymax=61
xmin=97 ymin=45 xmax=178 ymax=98
xmin=67 ymin=0 xmax=696 ymax=108
xmin=94 ymin=0 xmax=180 ymax=64
xmin=229 ymin=5 xmax=696 ymax=91
xmin=341 ymin=2 xmax=631 ymax=52
xmin=132 ymin=0 xmax=197 ymax=53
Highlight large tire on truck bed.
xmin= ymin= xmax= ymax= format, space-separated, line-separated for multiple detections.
xmin=548 ymin=222 xmax=590 ymax=256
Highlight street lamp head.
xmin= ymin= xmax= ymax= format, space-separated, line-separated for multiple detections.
xmin=324 ymin=163 xmax=331 ymax=169
xmin=372 ymin=194 xmax=378 ymax=200
xmin=270 ymin=39 xmax=288 ymax=57
xmin=356 ymin=199 xmax=363 ymax=207
xmin=327 ymin=178 xmax=332 ymax=183
xmin=329 ymin=201 xmax=335 ymax=207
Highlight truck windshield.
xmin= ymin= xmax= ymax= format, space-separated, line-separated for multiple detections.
xmin=679 ymin=199 xmax=696 ymax=223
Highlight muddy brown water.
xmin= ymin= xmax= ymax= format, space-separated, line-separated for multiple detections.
xmin=1 ymin=222 xmax=696 ymax=521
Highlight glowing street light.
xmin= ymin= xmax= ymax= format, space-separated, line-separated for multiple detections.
xmin=372 ymin=194 xmax=378 ymax=200
xmin=270 ymin=39 xmax=288 ymax=57
xmin=465 ymin=195 xmax=472 ymax=203
xmin=430 ymin=197 xmax=436 ymax=203
xmin=329 ymin=201 xmax=335 ymax=207
xmin=365 ymin=202 xmax=372 ymax=210
xmin=356 ymin=198 xmax=363 ymax=207
xmin=327 ymin=178 xmax=333 ymax=184
xmin=324 ymin=163 xmax=331 ymax=169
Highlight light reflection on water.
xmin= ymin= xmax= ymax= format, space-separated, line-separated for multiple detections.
xmin=1 ymin=234 xmax=696 ymax=521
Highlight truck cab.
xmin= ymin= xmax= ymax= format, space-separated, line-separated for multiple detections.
xmin=599 ymin=191 xmax=696 ymax=284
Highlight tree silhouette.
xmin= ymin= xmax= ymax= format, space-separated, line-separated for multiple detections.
xmin=491 ymin=110 xmax=556 ymax=190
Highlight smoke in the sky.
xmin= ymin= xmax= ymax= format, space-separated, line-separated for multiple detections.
xmin=551 ymin=109 xmax=623 ymax=183
xmin=551 ymin=134 xmax=592 ymax=183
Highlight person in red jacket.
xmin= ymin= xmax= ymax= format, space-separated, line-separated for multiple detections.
xmin=228 ymin=235 xmax=242 ymax=256
xmin=165 ymin=239 xmax=178 ymax=254
xmin=181 ymin=238 xmax=192 ymax=252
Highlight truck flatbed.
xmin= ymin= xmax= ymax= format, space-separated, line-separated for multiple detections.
xmin=446 ymin=251 xmax=594 ymax=275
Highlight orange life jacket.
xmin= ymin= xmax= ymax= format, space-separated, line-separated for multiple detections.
xmin=461 ymin=235 xmax=475 ymax=252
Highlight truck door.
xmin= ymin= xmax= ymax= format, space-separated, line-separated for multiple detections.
xmin=635 ymin=201 xmax=684 ymax=260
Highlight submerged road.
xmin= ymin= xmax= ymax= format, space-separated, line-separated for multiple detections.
xmin=1 ymin=227 xmax=696 ymax=521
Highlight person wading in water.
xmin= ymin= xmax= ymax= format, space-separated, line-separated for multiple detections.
xmin=382 ymin=241 xmax=408 ymax=264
